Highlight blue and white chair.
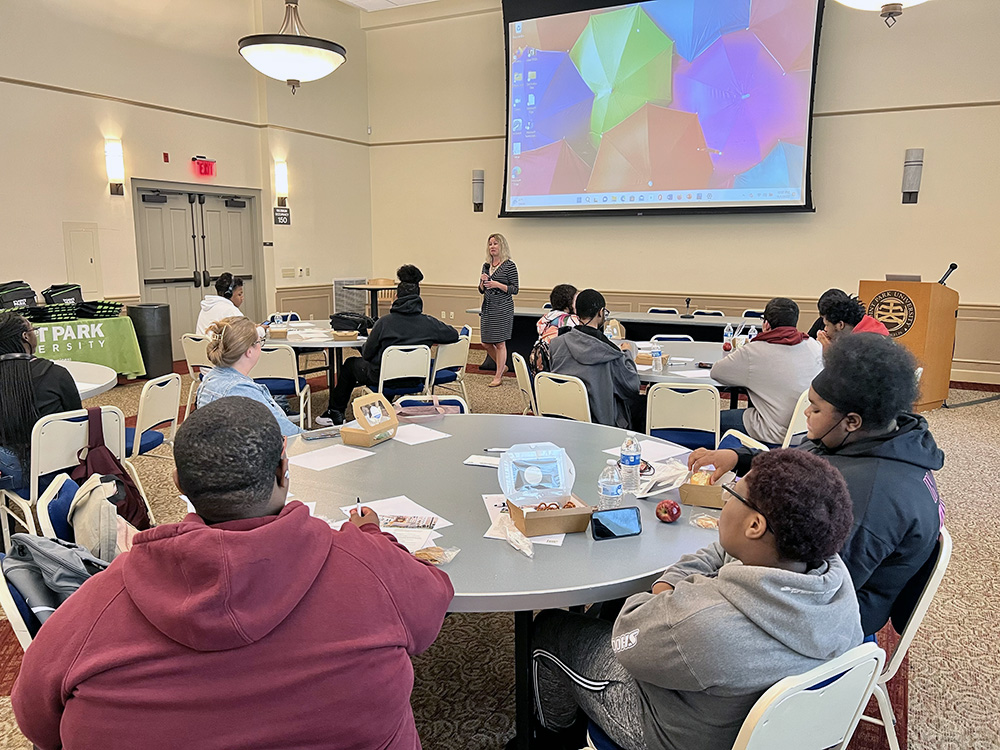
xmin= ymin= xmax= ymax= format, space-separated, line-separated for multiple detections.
xmin=742 ymin=309 xmax=765 ymax=319
xmin=251 ymin=343 xmax=312 ymax=428
xmin=36 ymin=473 xmax=79 ymax=543
xmin=646 ymin=382 xmax=720 ymax=450
xmin=429 ymin=337 xmax=471 ymax=404
xmin=460 ymin=324 xmax=472 ymax=338
xmin=534 ymin=372 xmax=591 ymax=422
xmin=0 ymin=552 xmax=40 ymax=650
xmin=395 ymin=395 xmax=471 ymax=414
xmin=693 ymin=309 xmax=725 ymax=317
xmin=180 ymin=333 xmax=212 ymax=421
xmin=647 ymin=307 xmax=678 ymax=314
xmin=370 ymin=345 xmax=432 ymax=401
xmin=126 ymin=373 xmax=182 ymax=459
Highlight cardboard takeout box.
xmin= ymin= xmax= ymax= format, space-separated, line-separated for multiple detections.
xmin=678 ymin=471 xmax=735 ymax=510
xmin=506 ymin=495 xmax=594 ymax=537
xmin=340 ymin=392 xmax=398 ymax=447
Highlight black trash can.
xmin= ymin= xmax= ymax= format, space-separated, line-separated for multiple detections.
xmin=128 ymin=303 xmax=173 ymax=378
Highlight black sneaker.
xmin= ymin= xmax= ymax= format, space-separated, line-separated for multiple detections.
xmin=315 ymin=409 xmax=344 ymax=427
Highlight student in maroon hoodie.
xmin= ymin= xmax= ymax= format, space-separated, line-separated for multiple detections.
xmin=12 ymin=396 xmax=454 ymax=750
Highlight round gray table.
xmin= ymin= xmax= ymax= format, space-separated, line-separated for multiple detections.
xmin=287 ymin=414 xmax=718 ymax=749
xmin=56 ymin=360 xmax=118 ymax=399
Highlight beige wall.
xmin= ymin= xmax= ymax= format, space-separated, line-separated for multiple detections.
xmin=0 ymin=0 xmax=372 ymax=308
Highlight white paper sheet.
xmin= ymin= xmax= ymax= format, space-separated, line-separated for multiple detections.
xmin=481 ymin=494 xmax=565 ymax=546
xmin=339 ymin=495 xmax=452 ymax=530
xmin=635 ymin=364 xmax=653 ymax=372
xmin=392 ymin=423 xmax=451 ymax=445
xmin=635 ymin=342 xmax=654 ymax=350
xmin=604 ymin=439 xmax=689 ymax=463
xmin=289 ymin=444 xmax=374 ymax=471
xmin=465 ymin=454 xmax=501 ymax=468
xmin=667 ymin=357 xmax=694 ymax=364
xmin=670 ymin=369 xmax=712 ymax=378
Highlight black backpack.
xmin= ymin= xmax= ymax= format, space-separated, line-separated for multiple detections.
xmin=0 ymin=281 xmax=37 ymax=309
xmin=330 ymin=311 xmax=374 ymax=336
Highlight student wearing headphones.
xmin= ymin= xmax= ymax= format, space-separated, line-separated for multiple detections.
xmin=196 ymin=273 xmax=245 ymax=335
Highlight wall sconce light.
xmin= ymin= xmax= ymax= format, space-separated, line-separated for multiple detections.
xmin=275 ymin=161 xmax=289 ymax=207
xmin=105 ymin=139 xmax=125 ymax=195
xmin=472 ymin=169 xmax=484 ymax=212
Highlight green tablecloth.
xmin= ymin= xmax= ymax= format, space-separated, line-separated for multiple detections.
xmin=34 ymin=317 xmax=146 ymax=378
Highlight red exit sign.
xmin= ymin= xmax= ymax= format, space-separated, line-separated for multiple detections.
xmin=191 ymin=156 xmax=216 ymax=177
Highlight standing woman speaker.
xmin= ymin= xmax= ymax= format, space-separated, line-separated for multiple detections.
xmin=478 ymin=233 xmax=519 ymax=387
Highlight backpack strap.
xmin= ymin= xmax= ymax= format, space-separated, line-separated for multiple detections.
xmin=86 ymin=407 xmax=105 ymax=450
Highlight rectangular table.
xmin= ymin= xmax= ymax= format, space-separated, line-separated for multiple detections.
xmin=273 ymin=321 xmax=366 ymax=388
xmin=33 ymin=317 xmax=146 ymax=378
xmin=633 ymin=339 xmax=743 ymax=408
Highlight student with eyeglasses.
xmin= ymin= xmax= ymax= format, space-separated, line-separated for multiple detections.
xmin=531 ymin=449 xmax=862 ymax=750
xmin=0 ymin=312 xmax=81 ymax=491
xmin=196 ymin=316 xmax=301 ymax=437
xmin=689 ymin=332 xmax=943 ymax=637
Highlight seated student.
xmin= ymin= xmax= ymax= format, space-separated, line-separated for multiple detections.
xmin=811 ymin=288 xmax=889 ymax=350
xmin=690 ymin=333 xmax=942 ymax=636
xmin=318 ymin=265 xmax=459 ymax=426
xmin=0 ymin=313 xmax=82 ymax=491
xmin=531 ymin=284 xmax=580 ymax=374
xmin=712 ymin=297 xmax=823 ymax=444
xmin=547 ymin=289 xmax=641 ymax=429
xmin=12 ymin=396 xmax=454 ymax=750
xmin=532 ymin=449 xmax=863 ymax=750
xmin=197 ymin=317 xmax=301 ymax=436
xmin=196 ymin=272 xmax=244 ymax=334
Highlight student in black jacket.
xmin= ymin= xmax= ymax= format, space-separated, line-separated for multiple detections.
xmin=318 ymin=267 xmax=459 ymax=426
xmin=689 ymin=333 xmax=943 ymax=636
xmin=0 ymin=313 xmax=82 ymax=490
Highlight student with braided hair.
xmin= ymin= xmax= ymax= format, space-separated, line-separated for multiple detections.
xmin=0 ymin=312 xmax=81 ymax=490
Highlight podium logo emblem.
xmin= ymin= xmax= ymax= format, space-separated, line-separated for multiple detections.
xmin=868 ymin=291 xmax=916 ymax=337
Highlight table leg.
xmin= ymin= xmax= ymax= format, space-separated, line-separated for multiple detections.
xmin=370 ymin=290 xmax=380 ymax=320
xmin=512 ymin=610 xmax=534 ymax=750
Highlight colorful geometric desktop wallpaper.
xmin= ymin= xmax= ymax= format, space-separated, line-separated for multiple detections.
xmin=506 ymin=0 xmax=820 ymax=210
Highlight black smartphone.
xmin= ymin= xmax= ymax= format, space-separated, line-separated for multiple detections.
xmin=591 ymin=507 xmax=642 ymax=541
xmin=697 ymin=362 xmax=713 ymax=369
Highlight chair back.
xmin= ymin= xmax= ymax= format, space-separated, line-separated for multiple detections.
xmin=542 ymin=302 xmax=552 ymax=309
xmin=130 ymin=373 xmax=182 ymax=458
xmin=30 ymin=407 xmax=127 ymax=504
xmin=249 ymin=344 xmax=300 ymax=381
xmin=432 ymin=338 xmax=470 ymax=381
xmin=651 ymin=334 xmax=693 ymax=342
xmin=646 ymin=383 xmax=720 ymax=443
xmin=884 ymin=527 xmax=951 ymax=683
xmin=647 ymin=307 xmax=678 ymax=314
xmin=511 ymin=352 xmax=536 ymax=415
xmin=269 ymin=311 xmax=300 ymax=323
xmin=693 ymin=309 xmax=725 ymax=317
xmin=719 ymin=429 xmax=770 ymax=452
xmin=780 ymin=389 xmax=810 ymax=449
xmin=36 ymin=474 xmax=78 ymax=542
xmin=0 ymin=555 xmax=37 ymax=650
xmin=732 ymin=643 xmax=886 ymax=750
xmin=742 ymin=309 xmax=765 ymax=319
xmin=181 ymin=333 xmax=212 ymax=375
xmin=395 ymin=395 xmax=470 ymax=414
xmin=534 ymin=372 xmax=591 ymax=422
xmin=460 ymin=324 xmax=472 ymax=338
xmin=378 ymin=345 xmax=432 ymax=394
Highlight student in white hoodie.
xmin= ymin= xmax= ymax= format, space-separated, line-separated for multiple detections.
xmin=196 ymin=273 xmax=244 ymax=334
xmin=532 ymin=449 xmax=864 ymax=750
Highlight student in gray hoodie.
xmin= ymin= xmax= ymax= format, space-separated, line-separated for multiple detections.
xmin=547 ymin=289 xmax=641 ymax=429
xmin=532 ymin=449 xmax=864 ymax=750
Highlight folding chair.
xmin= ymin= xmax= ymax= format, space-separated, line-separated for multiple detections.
xmin=718 ymin=429 xmax=770 ymax=452
xmin=251 ymin=343 xmax=312 ymax=428
xmin=646 ymin=382 xmax=720 ymax=450
xmin=0 ymin=553 xmax=38 ymax=650
xmin=180 ymin=333 xmax=212 ymax=421
xmin=460 ymin=324 xmax=472 ymax=338
xmin=126 ymin=373 xmax=182 ymax=459
xmin=731 ymin=642 xmax=886 ymax=750
xmin=542 ymin=302 xmax=552 ymax=309
xmin=35 ymin=473 xmax=79 ymax=543
xmin=429 ymin=337 xmax=471 ymax=404
xmin=269 ymin=311 xmax=301 ymax=323
xmin=651 ymin=334 xmax=694 ymax=342
xmin=693 ymin=309 xmax=725 ymax=317
xmin=647 ymin=307 xmax=679 ymax=314
xmin=512 ymin=352 xmax=536 ymax=416
xmin=368 ymin=345 xmax=432 ymax=400
xmin=858 ymin=528 xmax=952 ymax=750
xmin=779 ymin=389 xmax=810 ymax=449
xmin=395 ymin=395 xmax=471 ymax=414
xmin=742 ymin=309 xmax=765 ymax=319
xmin=534 ymin=372 xmax=591 ymax=422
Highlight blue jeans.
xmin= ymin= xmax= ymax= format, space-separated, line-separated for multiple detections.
xmin=0 ymin=447 xmax=25 ymax=491
xmin=719 ymin=408 xmax=747 ymax=434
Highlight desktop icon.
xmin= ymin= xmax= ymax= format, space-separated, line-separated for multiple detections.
xmin=629 ymin=196 xmax=635 ymax=202
xmin=696 ymin=193 xmax=702 ymax=199
xmin=515 ymin=22 xmax=522 ymax=33
xmin=667 ymin=194 xmax=673 ymax=200
xmin=512 ymin=119 xmax=522 ymax=132
xmin=611 ymin=196 xmax=617 ymax=202
xmin=513 ymin=72 xmax=523 ymax=83
xmin=511 ymin=166 xmax=522 ymax=178
xmin=512 ymin=142 xmax=521 ymax=155
xmin=577 ymin=197 xmax=582 ymax=203
xmin=638 ymin=195 xmax=644 ymax=202
xmin=527 ymin=71 xmax=536 ymax=81
xmin=602 ymin=196 xmax=608 ymax=203
xmin=687 ymin=194 xmax=692 ymax=200
xmin=527 ymin=94 xmax=535 ymax=106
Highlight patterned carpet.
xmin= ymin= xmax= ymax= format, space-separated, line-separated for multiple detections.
xmin=0 ymin=349 xmax=996 ymax=749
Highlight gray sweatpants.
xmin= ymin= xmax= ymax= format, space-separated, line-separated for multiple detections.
xmin=532 ymin=609 xmax=645 ymax=750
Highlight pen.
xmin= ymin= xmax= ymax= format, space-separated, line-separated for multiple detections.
xmin=484 ymin=448 xmax=510 ymax=453
xmin=356 ymin=496 xmax=362 ymax=518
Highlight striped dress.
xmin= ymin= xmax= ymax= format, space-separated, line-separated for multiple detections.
xmin=479 ymin=259 xmax=519 ymax=343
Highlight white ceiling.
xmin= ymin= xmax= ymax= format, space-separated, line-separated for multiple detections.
xmin=338 ymin=0 xmax=442 ymax=11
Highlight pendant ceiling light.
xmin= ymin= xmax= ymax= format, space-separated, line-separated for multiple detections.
xmin=239 ymin=0 xmax=346 ymax=93
xmin=832 ymin=0 xmax=934 ymax=27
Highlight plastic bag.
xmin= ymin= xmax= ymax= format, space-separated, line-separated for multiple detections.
xmin=414 ymin=546 xmax=460 ymax=565
xmin=498 ymin=442 xmax=575 ymax=506
xmin=496 ymin=514 xmax=534 ymax=558
xmin=690 ymin=513 xmax=719 ymax=530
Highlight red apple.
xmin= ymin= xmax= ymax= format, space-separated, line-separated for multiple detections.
xmin=722 ymin=341 xmax=733 ymax=352
xmin=656 ymin=499 xmax=681 ymax=523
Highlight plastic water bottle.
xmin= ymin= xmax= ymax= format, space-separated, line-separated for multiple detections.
xmin=598 ymin=460 xmax=624 ymax=510
xmin=619 ymin=432 xmax=641 ymax=493
xmin=650 ymin=341 xmax=663 ymax=373
xmin=723 ymin=322 xmax=734 ymax=351
xmin=747 ymin=325 xmax=758 ymax=342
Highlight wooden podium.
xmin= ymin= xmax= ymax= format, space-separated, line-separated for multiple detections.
xmin=859 ymin=280 xmax=959 ymax=412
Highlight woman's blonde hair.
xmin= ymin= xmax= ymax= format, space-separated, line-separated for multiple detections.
xmin=206 ymin=317 xmax=259 ymax=367
xmin=485 ymin=233 xmax=511 ymax=264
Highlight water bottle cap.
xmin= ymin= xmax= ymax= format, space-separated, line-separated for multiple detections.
xmin=607 ymin=459 xmax=617 ymax=466
xmin=626 ymin=431 xmax=635 ymax=437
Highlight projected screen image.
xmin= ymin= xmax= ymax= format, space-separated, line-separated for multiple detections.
xmin=504 ymin=0 xmax=822 ymax=214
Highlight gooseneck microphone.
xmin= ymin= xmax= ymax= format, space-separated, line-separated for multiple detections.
xmin=937 ymin=263 xmax=958 ymax=286
xmin=680 ymin=297 xmax=694 ymax=319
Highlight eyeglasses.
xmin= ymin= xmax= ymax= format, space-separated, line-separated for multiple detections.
xmin=257 ymin=337 xmax=267 ymax=346
xmin=721 ymin=481 xmax=773 ymax=533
